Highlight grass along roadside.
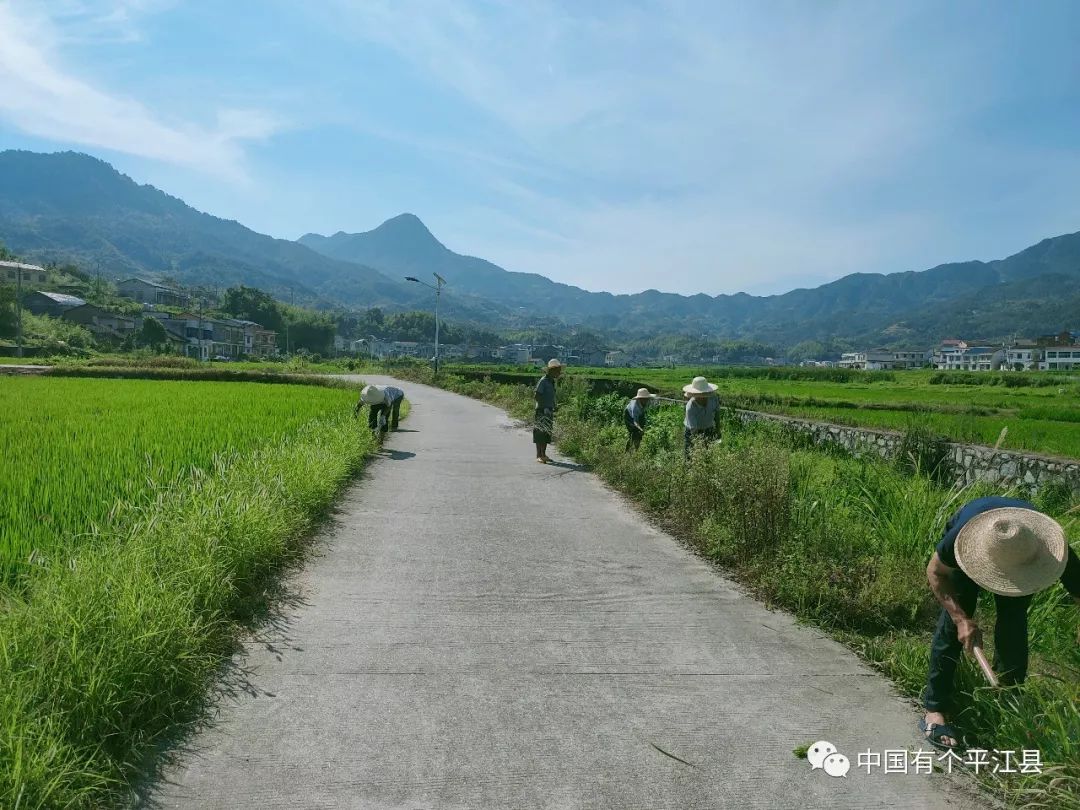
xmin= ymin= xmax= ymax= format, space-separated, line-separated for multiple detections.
xmin=0 ymin=383 xmax=385 ymax=808
xmin=398 ymin=368 xmax=1080 ymax=808
xmin=442 ymin=364 xmax=1080 ymax=459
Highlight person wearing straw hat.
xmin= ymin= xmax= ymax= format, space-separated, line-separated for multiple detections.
xmin=920 ymin=496 xmax=1080 ymax=750
xmin=354 ymin=384 xmax=406 ymax=440
xmin=682 ymin=376 xmax=720 ymax=458
xmin=624 ymin=387 xmax=657 ymax=451
xmin=533 ymin=359 xmax=563 ymax=463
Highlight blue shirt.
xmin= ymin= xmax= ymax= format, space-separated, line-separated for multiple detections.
xmin=625 ymin=399 xmax=647 ymax=429
xmin=935 ymin=496 xmax=1080 ymax=596
xmin=381 ymin=386 xmax=404 ymax=405
xmin=684 ymin=395 xmax=719 ymax=431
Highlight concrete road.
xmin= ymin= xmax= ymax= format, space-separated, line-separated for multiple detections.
xmin=151 ymin=376 xmax=983 ymax=809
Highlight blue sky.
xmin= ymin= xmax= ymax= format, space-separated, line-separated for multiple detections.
xmin=2 ymin=1 xmax=1079 ymax=297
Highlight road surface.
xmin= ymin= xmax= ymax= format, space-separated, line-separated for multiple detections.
xmin=151 ymin=375 xmax=981 ymax=809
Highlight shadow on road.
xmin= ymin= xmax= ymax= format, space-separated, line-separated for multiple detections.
xmin=381 ymin=449 xmax=416 ymax=461
xmin=544 ymin=460 xmax=589 ymax=473
xmin=391 ymin=429 xmax=420 ymax=433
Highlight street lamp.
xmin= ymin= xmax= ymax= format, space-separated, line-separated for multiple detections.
xmin=405 ymin=273 xmax=446 ymax=376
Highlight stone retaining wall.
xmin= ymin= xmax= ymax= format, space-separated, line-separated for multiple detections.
xmin=732 ymin=409 xmax=1080 ymax=493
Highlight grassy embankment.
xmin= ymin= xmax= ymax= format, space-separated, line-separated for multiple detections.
xmin=398 ymin=367 xmax=1080 ymax=809
xmin=446 ymin=364 xmax=1080 ymax=459
xmin=0 ymin=376 xmax=384 ymax=808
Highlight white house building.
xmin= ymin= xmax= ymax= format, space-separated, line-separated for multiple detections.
xmin=1042 ymin=346 xmax=1080 ymax=371
xmin=1004 ymin=345 xmax=1039 ymax=370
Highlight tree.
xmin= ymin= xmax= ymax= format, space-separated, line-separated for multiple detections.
xmin=787 ymin=340 xmax=826 ymax=363
xmin=221 ymin=286 xmax=286 ymax=333
xmin=137 ymin=317 xmax=170 ymax=351
xmin=286 ymin=311 xmax=336 ymax=354
xmin=0 ymin=284 xmax=15 ymax=338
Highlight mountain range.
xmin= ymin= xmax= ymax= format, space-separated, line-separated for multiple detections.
xmin=2 ymin=149 xmax=1080 ymax=348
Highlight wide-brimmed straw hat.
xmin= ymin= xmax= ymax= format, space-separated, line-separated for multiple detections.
xmin=361 ymin=385 xmax=384 ymax=404
xmin=682 ymin=376 xmax=718 ymax=395
xmin=954 ymin=508 xmax=1068 ymax=596
xmin=633 ymin=387 xmax=656 ymax=400
xmin=547 ymin=358 xmax=563 ymax=369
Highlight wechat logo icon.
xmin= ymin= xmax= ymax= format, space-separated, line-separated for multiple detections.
xmin=807 ymin=741 xmax=850 ymax=778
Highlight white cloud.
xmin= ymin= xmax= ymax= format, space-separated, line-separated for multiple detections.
xmin=0 ymin=1 xmax=281 ymax=180
xmin=320 ymin=0 xmax=979 ymax=293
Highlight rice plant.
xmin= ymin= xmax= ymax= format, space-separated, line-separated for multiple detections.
xmin=0 ymin=376 xmax=376 ymax=808
xmin=0 ymin=376 xmax=358 ymax=588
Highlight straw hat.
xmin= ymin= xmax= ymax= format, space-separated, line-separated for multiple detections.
xmin=360 ymin=385 xmax=384 ymax=404
xmin=633 ymin=387 xmax=656 ymax=400
xmin=547 ymin=358 xmax=563 ymax=369
xmin=954 ymin=508 xmax=1068 ymax=596
xmin=682 ymin=376 xmax=718 ymax=395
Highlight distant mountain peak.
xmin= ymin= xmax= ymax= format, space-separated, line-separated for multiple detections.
xmin=371 ymin=213 xmax=442 ymax=246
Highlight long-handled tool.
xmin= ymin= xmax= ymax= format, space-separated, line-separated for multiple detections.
xmin=971 ymin=644 xmax=999 ymax=687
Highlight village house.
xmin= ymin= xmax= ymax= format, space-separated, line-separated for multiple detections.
xmin=440 ymin=344 xmax=465 ymax=360
xmin=839 ymin=350 xmax=895 ymax=370
xmin=388 ymin=340 xmax=421 ymax=358
xmin=62 ymin=304 xmax=137 ymax=344
xmin=116 ymin=278 xmax=188 ymax=307
xmin=464 ymin=345 xmax=500 ymax=361
xmin=145 ymin=312 xmax=215 ymax=360
xmin=1 ymin=261 xmax=48 ymax=286
xmin=931 ymin=339 xmax=968 ymax=369
xmin=572 ymin=348 xmax=608 ymax=367
xmin=1004 ymin=341 xmax=1040 ymax=371
xmin=1041 ymin=346 xmax=1080 ymax=371
xmin=958 ymin=346 xmax=1004 ymax=371
xmin=498 ymin=344 xmax=531 ymax=364
xmin=143 ymin=312 xmax=276 ymax=359
xmin=24 ymin=291 xmax=86 ymax=317
xmin=232 ymin=319 xmax=276 ymax=357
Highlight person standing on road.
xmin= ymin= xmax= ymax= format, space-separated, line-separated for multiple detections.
xmin=533 ymin=359 xmax=562 ymax=463
xmin=920 ymin=496 xmax=1080 ymax=751
xmin=624 ymin=388 xmax=656 ymax=451
xmin=683 ymin=376 xmax=720 ymax=457
xmin=354 ymin=384 xmax=405 ymax=441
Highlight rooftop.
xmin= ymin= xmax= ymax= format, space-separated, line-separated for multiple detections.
xmin=118 ymin=277 xmax=179 ymax=291
xmin=0 ymin=260 xmax=46 ymax=272
xmin=34 ymin=291 xmax=86 ymax=307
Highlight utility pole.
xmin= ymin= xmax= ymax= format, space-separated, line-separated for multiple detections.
xmin=405 ymin=273 xmax=446 ymax=377
xmin=15 ymin=263 xmax=23 ymax=358
xmin=196 ymin=294 xmax=206 ymax=361
xmin=434 ymin=272 xmax=444 ymax=375
xmin=285 ymin=286 xmax=295 ymax=356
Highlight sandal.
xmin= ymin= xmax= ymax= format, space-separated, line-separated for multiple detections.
xmin=919 ymin=717 xmax=963 ymax=751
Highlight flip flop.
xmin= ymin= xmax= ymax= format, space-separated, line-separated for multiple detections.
xmin=919 ymin=718 xmax=963 ymax=752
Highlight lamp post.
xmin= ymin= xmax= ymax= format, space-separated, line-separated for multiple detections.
xmin=15 ymin=263 xmax=23 ymax=359
xmin=405 ymin=273 xmax=446 ymax=376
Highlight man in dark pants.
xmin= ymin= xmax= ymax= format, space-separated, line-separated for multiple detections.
xmin=354 ymin=384 xmax=405 ymax=440
xmin=921 ymin=496 xmax=1080 ymax=750
xmin=624 ymin=388 xmax=656 ymax=451
xmin=533 ymin=359 xmax=562 ymax=463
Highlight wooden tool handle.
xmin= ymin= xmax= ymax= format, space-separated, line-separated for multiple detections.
xmin=972 ymin=645 xmax=999 ymax=686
